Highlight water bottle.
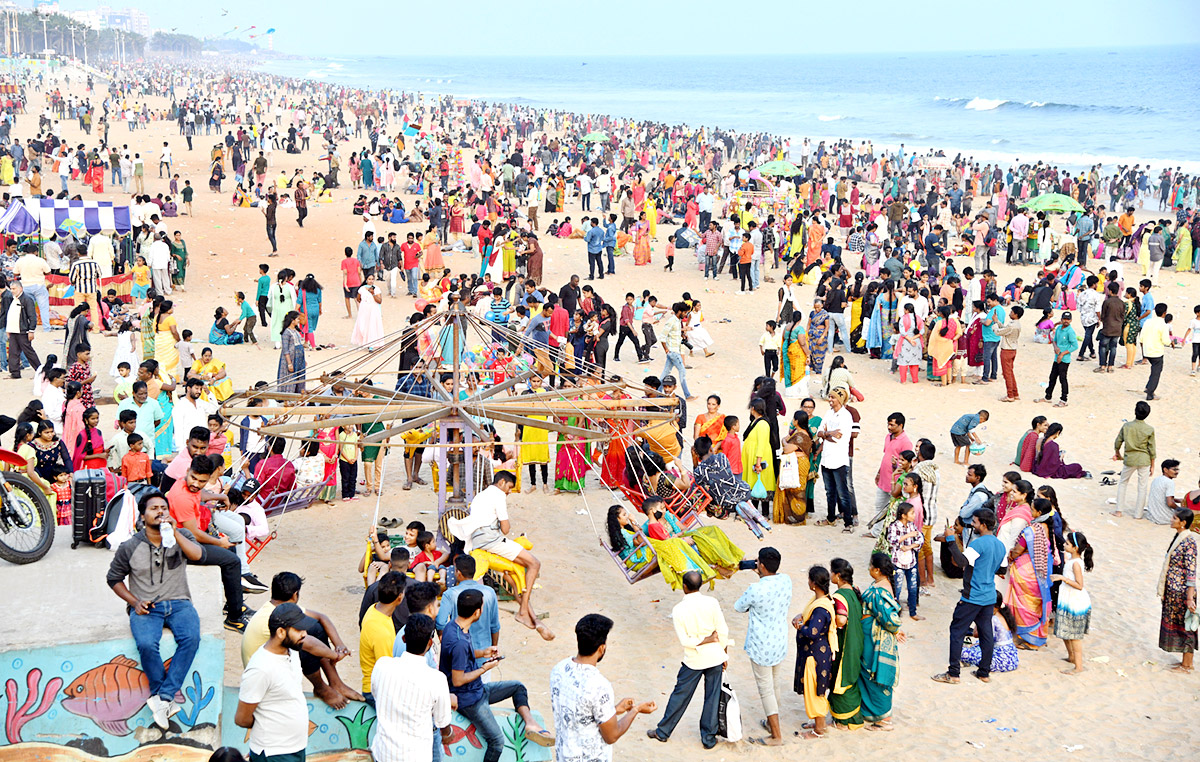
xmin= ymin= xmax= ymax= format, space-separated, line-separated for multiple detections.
xmin=161 ymin=520 xmax=177 ymax=549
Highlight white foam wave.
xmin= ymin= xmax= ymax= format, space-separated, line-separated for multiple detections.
xmin=965 ymin=97 xmax=1008 ymax=111
xmin=817 ymin=114 xmax=846 ymax=122
xmin=1027 ymin=101 xmax=1046 ymax=108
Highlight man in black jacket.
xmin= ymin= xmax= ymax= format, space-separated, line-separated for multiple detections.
xmin=1 ymin=278 xmax=40 ymax=379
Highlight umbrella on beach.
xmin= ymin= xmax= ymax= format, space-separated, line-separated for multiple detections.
xmin=581 ymin=131 xmax=608 ymax=143
xmin=1019 ymin=193 xmax=1085 ymax=214
xmin=755 ymin=160 xmax=801 ymax=177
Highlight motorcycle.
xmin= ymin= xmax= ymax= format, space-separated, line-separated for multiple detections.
xmin=0 ymin=448 xmax=55 ymax=564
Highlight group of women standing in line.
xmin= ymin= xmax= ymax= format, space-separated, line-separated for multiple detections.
xmin=792 ymin=555 xmax=903 ymax=737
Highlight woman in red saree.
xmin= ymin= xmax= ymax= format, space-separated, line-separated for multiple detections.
xmin=600 ymin=390 xmax=632 ymax=489
xmin=86 ymin=152 xmax=105 ymax=193
xmin=1013 ymin=416 xmax=1048 ymax=473
xmin=631 ymin=179 xmax=646 ymax=214
xmin=684 ymin=197 xmax=699 ymax=230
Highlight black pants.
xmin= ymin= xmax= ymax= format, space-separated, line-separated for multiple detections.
xmin=652 ymin=663 xmax=721 ymax=748
xmin=1045 ymin=361 xmax=1069 ymax=402
xmin=6 ymin=332 xmax=40 ymax=378
xmin=266 ymin=223 xmax=277 ymax=252
xmin=297 ymin=206 xmax=308 ymax=227
xmin=614 ymin=325 xmax=643 ymax=361
xmin=526 ymin=463 xmax=548 ymax=486
xmin=257 ymin=295 xmax=269 ymax=326
xmin=1078 ymin=324 xmax=1096 ymax=358
xmin=763 ymin=349 xmax=778 ymax=378
xmin=641 ymin=325 xmax=656 ymax=361
xmin=191 ymin=545 xmax=244 ymax=620
xmin=948 ymin=600 xmax=994 ymax=677
xmin=1099 ymin=334 xmax=1118 ymax=368
xmin=698 ymin=211 xmax=711 ymax=230
xmin=299 ymin=620 xmax=331 ymax=676
xmin=1145 ymin=355 xmax=1164 ymax=397
xmin=738 ymin=262 xmax=752 ymax=291
xmin=587 ymin=250 xmax=604 ymax=279
xmin=339 ymin=459 xmax=358 ymax=499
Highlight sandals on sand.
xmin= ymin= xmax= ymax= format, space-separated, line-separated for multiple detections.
xmin=524 ymin=729 xmax=554 ymax=747
xmin=931 ymin=672 xmax=960 ymax=684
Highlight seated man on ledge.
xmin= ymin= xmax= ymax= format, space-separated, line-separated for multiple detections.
xmin=450 ymin=470 xmax=553 ymax=641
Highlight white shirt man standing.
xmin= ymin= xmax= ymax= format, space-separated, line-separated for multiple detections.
xmin=148 ymin=232 xmax=172 ymax=296
xmin=551 ymin=614 xmax=655 ymax=762
xmin=372 ymin=613 xmax=452 ymax=762
xmin=235 ymin=603 xmax=313 ymax=762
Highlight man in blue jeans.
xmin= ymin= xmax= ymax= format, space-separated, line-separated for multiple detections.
xmin=105 ymin=491 xmax=203 ymax=730
xmin=440 ymin=589 xmax=552 ymax=761
xmin=979 ymin=292 xmax=1004 ymax=382
xmin=816 ymin=389 xmax=856 ymax=528
xmin=933 ymin=509 xmax=1005 ymax=684
xmin=646 ymin=570 xmax=728 ymax=748
xmin=659 ymin=302 xmax=696 ymax=400
xmin=584 ymin=217 xmax=605 ymax=280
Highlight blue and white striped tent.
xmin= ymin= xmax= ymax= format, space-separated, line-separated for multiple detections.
xmin=31 ymin=198 xmax=132 ymax=234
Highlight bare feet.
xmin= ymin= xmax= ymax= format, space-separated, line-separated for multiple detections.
xmin=1061 ymin=667 xmax=1084 ymax=675
xmin=525 ymin=485 xmax=537 ymax=493
xmin=314 ymin=683 xmax=348 ymax=710
xmin=535 ymin=622 xmax=556 ymax=641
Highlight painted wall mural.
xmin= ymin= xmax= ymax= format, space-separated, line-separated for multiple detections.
xmin=1 ymin=636 xmax=223 ymax=758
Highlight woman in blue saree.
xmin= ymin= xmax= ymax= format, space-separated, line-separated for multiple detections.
xmin=808 ymin=302 xmax=831 ymax=375
xmin=860 ymin=552 xmax=903 ymax=730
xmin=865 ymin=279 xmax=899 ymax=360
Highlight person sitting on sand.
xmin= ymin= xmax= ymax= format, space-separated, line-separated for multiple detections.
xmin=449 ymin=471 xmax=554 ymax=640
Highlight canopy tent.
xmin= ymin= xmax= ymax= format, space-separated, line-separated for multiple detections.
xmin=31 ymin=198 xmax=132 ymax=235
xmin=0 ymin=201 xmax=38 ymax=235
xmin=581 ymin=131 xmax=608 ymax=143
xmin=1018 ymin=193 xmax=1085 ymax=215
xmin=755 ymin=160 xmax=801 ymax=177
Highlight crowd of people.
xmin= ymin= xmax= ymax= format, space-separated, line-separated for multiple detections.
xmin=0 ymin=55 xmax=1197 ymax=762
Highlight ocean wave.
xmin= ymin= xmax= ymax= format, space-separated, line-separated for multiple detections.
xmin=937 ymin=96 xmax=1152 ymax=116
xmin=817 ymin=114 xmax=846 ymax=122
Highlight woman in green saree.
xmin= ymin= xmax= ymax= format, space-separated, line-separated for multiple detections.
xmin=780 ymin=315 xmax=809 ymax=388
xmin=829 ymin=558 xmax=865 ymax=730
xmin=861 ymin=552 xmax=904 ymax=730
xmin=800 ymin=397 xmax=823 ymax=507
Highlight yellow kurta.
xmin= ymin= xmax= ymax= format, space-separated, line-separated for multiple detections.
xmin=741 ymin=418 xmax=777 ymax=492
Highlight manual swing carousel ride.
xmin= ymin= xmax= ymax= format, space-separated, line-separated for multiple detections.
xmin=218 ymin=300 xmax=705 ymax=585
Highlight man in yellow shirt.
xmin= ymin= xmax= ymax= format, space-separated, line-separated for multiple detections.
xmin=1139 ymin=302 xmax=1170 ymax=401
xmin=646 ymin=571 xmax=729 ymax=749
xmin=360 ymin=571 xmax=405 ymax=702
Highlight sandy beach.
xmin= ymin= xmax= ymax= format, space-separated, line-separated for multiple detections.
xmin=5 ymin=67 xmax=1200 ymax=762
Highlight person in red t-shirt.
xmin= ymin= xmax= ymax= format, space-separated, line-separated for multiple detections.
xmin=399 ymin=232 xmax=422 ymax=298
xmin=721 ymin=418 xmax=743 ymax=475
xmin=166 ymin=454 xmax=261 ymax=627
xmin=340 ymin=247 xmax=363 ymax=318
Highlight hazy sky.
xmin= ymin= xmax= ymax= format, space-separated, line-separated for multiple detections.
xmin=55 ymin=0 xmax=1199 ymax=57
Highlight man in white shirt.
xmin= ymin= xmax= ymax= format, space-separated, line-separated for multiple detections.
xmin=448 ymin=471 xmax=550 ymax=639
xmin=816 ymin=388 xmax=857 ymax=528
xmin=372 ymin=614 xmax=452 ymax=762
xmin=235 ymin=603 xmax=313 ymax=762
xmin=173 ymin=378 xmax=217 ymax=453
xmin=646 ymin=571 xmax=728 ymax=749
xmin=148 ymin=232 xmax=172 ymax=295
xmin=552 ymin=614 xmax=655 ymax=762
xmin=159 ymin=142 xmax=172 ymax=178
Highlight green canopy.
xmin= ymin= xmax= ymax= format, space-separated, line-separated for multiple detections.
xmin=1019 ymin=193 xmax=1085 ymax=214
xmin=755 ymin=160 xmax=802 ymax=177
xmin=581 ymin=131 xmax=608 ymax=143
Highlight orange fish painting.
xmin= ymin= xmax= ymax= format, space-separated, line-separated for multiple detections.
xmin=60 ymin=655 xmax=181 ymax=736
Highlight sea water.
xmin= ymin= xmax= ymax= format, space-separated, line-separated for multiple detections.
xmin=258 ymin=46 xmax=1200 ymax=173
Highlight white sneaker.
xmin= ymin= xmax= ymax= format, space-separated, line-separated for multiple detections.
xmin=146 ymin=695 xmax=170 ymax=730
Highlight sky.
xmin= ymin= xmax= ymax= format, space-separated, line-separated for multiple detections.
xmin=52 ymin=0 xmax=1200 ymax=57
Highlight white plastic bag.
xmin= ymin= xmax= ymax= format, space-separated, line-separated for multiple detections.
xmin=777 ymin=452 xmax=801 ymax=490
xmin=716 ymin=681 xmax=742 ymax=743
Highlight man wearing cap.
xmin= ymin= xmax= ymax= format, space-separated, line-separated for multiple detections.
xmin=236 ymin=602 xmax=313 ymax=762
xmin=1036 ymin=310 xmax=1078 ymax=408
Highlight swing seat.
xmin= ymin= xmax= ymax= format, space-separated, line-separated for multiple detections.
xmin=665 ymin=484 xmax=712 ymax=526
xmin=470 ymin=535 xmax=533 ymax=595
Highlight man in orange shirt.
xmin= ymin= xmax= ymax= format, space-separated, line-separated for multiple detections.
xmin=166 ymin=455 xmax=260 ymax=630
xmin=737 ymin=232 xmax=754 ymax=293
xmin=1117 ymin=207 xmax=1135 ymax=252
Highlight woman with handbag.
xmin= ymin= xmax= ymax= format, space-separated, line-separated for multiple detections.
xmin=773 ymin=410 xmax=812 ymax=525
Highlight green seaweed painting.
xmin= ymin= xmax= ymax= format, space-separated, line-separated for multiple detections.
xmin=501 ymin=713 xmax=528 ymax=762
xmin=334 ymin=705 xmax=376 ymax=750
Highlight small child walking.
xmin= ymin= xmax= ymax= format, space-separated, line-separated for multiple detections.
xmin=1052 ymin=530 xmax=1094 ymax=675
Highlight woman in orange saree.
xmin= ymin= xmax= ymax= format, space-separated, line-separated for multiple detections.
xmin=692 ymin=394 xmax=727 ymax=464
xmin=928 ymin=306 xmax=961 ymax=385
xmin=1004 ymin=500 xmax=1054 ymax=649
xmin=632 ymin=213 xmax=651 ymax=265
xmin=806 ymin=218 xmax=825 ymax=267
